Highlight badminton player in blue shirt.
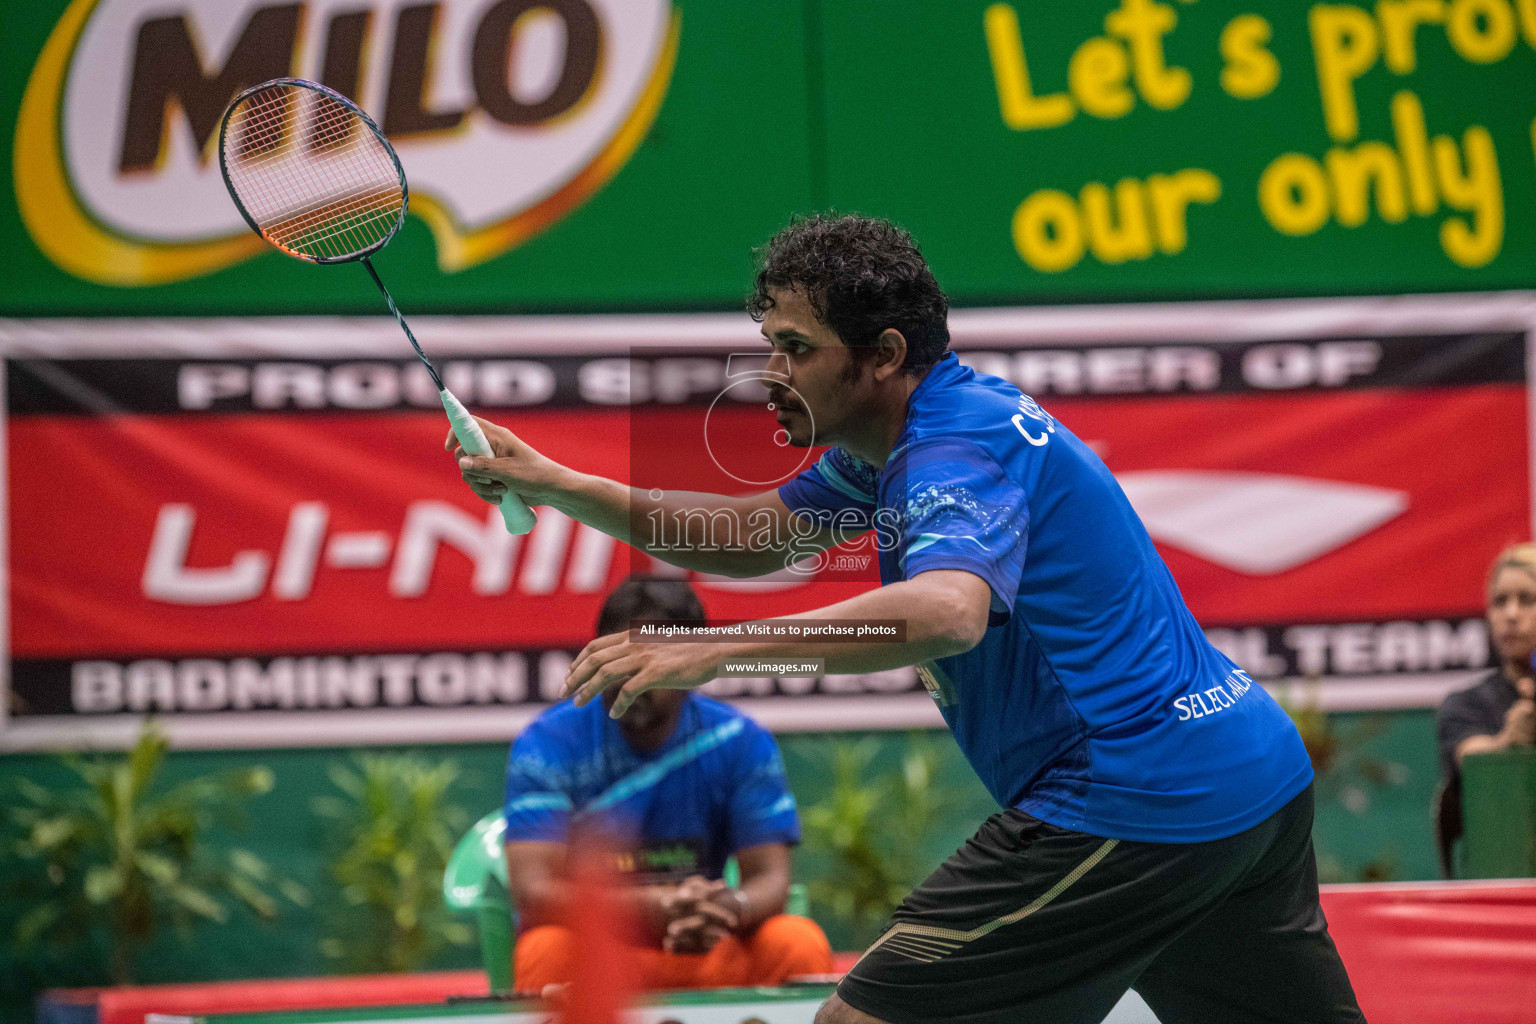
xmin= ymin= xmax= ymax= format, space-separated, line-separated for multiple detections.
xmin=503 ymin=576 xmax=829 ymax=993
xmin=452 ymin=215 xmax=1364 ymax=1024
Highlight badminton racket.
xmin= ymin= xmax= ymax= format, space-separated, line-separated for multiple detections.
xmin=217 ymin=77 xmax=537 ymax=535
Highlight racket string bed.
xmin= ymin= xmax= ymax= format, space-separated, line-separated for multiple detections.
xmin=224 ymin=88 xmax=401 ymax=261
xmin=234 ymin=172 xmax=398 ymax=256
xmin=232 ymin=103 xmax=357 ymax=176
xmin=250 ymin=187 xmax=396 ymax=245
xmin=228 ymin=98 xmax=346 ymax=230
xmin=292 ymin=105 xmax=399 ymax=256
xmin=278 ymin=191 xmax=400 ymax=255
xmin=229 ymin=91 xmax=369 ymax=170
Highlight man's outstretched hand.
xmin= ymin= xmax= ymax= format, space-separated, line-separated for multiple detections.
xmin=564 ymin=631 xmax=723 ymax=717
xmin=444 ymin=415 xmax=566 ymax=506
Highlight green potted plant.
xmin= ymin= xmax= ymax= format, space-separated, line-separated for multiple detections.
xmin=312 ymin=753 xmax=474 ymax=972
xmin=800 ymin=733 xmax=957 ymax=948
xmin=3 ymin=725 xmax=306 ymax=984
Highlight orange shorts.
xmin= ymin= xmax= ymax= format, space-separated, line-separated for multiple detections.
xmin=513 ymin=914 xmax=833 ymax=993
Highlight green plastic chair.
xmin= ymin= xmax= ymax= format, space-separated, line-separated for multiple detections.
xmin=443 ymin=809 xmax=515 ymax=991
xmin=443 ymin=809 xmax=811 ymax=993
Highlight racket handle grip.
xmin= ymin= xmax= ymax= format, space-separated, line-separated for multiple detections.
xmin=441 ymin=389 xmax=538 ymax=536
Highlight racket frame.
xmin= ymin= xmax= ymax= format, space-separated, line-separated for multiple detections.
xmin=218 ymin=77 xmax=409 ymax=266
xmin=216 ymin=77 xmax=539 ymax=536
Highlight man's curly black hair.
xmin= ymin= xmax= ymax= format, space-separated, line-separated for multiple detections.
xmin=747 ymin=213 xmax=950 ymax=375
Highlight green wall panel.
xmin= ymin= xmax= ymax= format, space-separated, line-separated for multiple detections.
xmin=2 ymin=1 xmax=1532 ymax=315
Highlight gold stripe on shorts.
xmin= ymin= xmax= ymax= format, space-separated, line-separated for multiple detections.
xmin=856 ymin=837 xmax=1120 ymax=965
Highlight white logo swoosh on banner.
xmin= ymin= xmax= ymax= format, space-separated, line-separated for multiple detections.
xmin=1118 ymin=471 xmax=1409 ymax=575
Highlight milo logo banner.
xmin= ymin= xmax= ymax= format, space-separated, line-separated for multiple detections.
xmin=3 ymin=0 xmax=1535 ymax=313
xmin=15 ymin=0 xmax=676 ymax=284
xmin=2 ymin=293 xmax=1531 ymax=750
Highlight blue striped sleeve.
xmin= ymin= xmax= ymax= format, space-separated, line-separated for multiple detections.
xmin=893 ymin=438 xmax=1029 ymax=625
xmin=778 ymin=447 xmax=878 ymax=529
xmin=503 ymin=723 xmax=574 ymax=843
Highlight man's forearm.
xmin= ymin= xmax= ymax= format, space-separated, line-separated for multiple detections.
xmin=729 ymin=876 xmax=787 ymax=933
xmin=713 ymin=577 xmax=985 ymax=674
xmin=546 ymin=472 xmax=806 ymax=578
xmin=540 ymin=472 xmax=632 ymax=544
xmin=457 ymin=418 xmax=826 ymax=578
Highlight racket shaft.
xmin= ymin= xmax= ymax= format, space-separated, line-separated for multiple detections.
xmin=441 ymin=389 xmax=538 ymax=535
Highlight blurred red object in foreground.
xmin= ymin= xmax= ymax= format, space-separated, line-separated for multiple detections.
xmin=560 ymin=841 xmax=639 ymax=1024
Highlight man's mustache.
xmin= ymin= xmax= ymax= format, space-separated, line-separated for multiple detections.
xmin=767 ymin=389 xmax=802 ymax=410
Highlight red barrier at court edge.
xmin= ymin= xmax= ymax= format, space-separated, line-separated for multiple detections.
xmin=43 ymin=882 xmax=1536 ymax=1024
xmin=50 ymin=971 xmax=487 ymax=1024
xmin=1320 ymin=881 xmax=1536 ymax=1024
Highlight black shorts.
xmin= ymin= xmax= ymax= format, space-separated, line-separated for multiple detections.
xmin=837 ymin=785 xmax=1364 ymax=1024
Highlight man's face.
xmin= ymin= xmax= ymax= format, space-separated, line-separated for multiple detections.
xmin=1488 ymin=566 xmax=1536 ymax=671
xmin=759 ymin=286 xmax=874 ymax=448
xmin=603 ymin=684 xmax=687 ymax=745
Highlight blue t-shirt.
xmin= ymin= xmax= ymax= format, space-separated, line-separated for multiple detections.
xmin=503 ymin=694 xmax=800 ymax=881
xmin=779 ymin=352 xmax=1312 ymax=843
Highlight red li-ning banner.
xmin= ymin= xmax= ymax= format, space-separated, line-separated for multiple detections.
xmin=8 ymin=408 xmax=869 ymax=656
xmin=1057 ymin=388 xmax=1523 ymax=625
xmin=3 ymin=299 xmax=1532 ymax=747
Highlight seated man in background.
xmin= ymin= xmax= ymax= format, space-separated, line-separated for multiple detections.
xmin=1436 ymin=543 xmax=1536 ymax=851
xmin=503 ymin=576 xmax=832 ymax=993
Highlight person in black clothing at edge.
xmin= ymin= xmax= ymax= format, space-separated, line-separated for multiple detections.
xmin=1436 ymin=543 xmax=1536 ymax=864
